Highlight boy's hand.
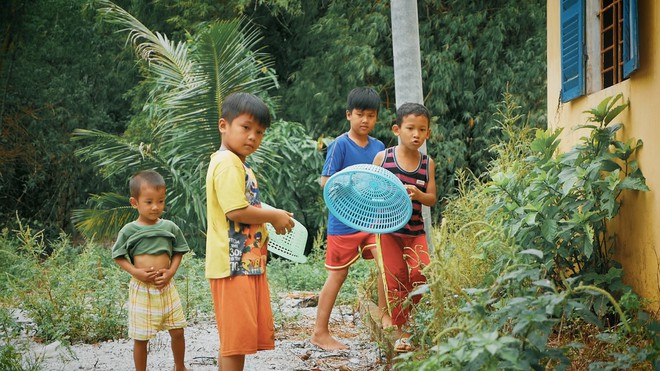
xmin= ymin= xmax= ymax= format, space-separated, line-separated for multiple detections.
xmin=405 ymin=185 xmax=421 ymax=201
xmin=154 ymin=268 xmax=173 ymax=289
xmin=271 ymin=209 xmax=295 ymax=235
xmin=133 ymin=267 xmax=159 ymax=283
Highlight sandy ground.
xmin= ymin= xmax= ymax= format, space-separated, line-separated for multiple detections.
xmin=19 ymin=293 xmax=387 ymax=371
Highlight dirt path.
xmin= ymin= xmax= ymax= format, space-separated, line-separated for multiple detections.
xmin=25 ymin=293 xmax=388 ymax=371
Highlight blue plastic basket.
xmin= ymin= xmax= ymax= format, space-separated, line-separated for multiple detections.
xmin=323 ymin=164 xmax=412 ymax=234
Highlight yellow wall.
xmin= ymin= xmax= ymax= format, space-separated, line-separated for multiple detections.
xmin=547 ymin=1 xmax=660 ymax=310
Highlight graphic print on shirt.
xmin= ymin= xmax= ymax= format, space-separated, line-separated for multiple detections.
xmin=227 ymin=164 xmax=267 ymax=275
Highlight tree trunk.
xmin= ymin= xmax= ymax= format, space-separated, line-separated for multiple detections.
xmin=390 ymin=0 xmax=433 ymax=250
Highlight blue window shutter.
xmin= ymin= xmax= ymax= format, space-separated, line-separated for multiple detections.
xmin=623 ymin=0 xmax=639 ymax=78
xmin=560 ymin=0 xmax=585 ymax=102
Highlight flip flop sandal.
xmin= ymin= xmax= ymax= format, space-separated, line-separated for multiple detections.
xmin=393 ymin=337 xmax=414 ymax=353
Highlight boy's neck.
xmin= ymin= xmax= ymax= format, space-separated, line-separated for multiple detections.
xmin=395 ymin=145 xmax=421 ymax=159
xmin=135 ymin=218 xmax=160 ymax=226
xmin=347 ymin=131 xmax=369 ymax=147
xmin=220 ymin=145 xmax=246 ymax=163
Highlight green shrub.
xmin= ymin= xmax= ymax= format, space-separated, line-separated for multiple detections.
xmin=5 ymin=224 xmax=125 ymax=343
xmin=398 ymin=94 xmax=658 ymax=370
xmin=0 ymin=219 xmax=213 ymax=345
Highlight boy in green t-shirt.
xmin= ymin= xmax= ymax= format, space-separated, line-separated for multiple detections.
xmin=112 ymin=169 xmax=190 ymax=371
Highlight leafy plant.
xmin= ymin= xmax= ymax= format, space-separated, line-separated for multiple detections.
xmin=72 ymin=0 xmax=280 ymax=253
xmin=0 ymin=219 xmax=211 ymax=345
xmin=255 ymin=120 xmax=326 ymax=242
xmin=399 ymin=95 xmax=656 ymax=370
xmin=491 ymin=93 xmax=648 ymax=292
xmin=5 ymin=222 xmax=126 ymax=343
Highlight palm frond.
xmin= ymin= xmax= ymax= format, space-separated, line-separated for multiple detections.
xmin=72 ymin=128 xmax=166 ymax=176
xmin=72 ymin=192 xmax=136 ymax=240
xmin=197 ymin=20 xmax=278 ymax=110
xmin=97 ymin=0 xmax=195 ymax=89
xmin=155 ymin=19 xmax=278 ymax=155
xmin=74 ymin=2 xmax=280 ymax=253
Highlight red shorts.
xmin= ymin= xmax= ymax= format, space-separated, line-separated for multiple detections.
xmin=373 ymin=233 xmax=430 ymax=326
xmin=209 ymin=274 xmax=275 ymax=356
xmin=325 ymin=231 xmax=377 ymax=270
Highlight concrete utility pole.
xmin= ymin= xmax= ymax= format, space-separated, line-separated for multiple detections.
xmin=390 ymin=0 xmax=433 ymax=250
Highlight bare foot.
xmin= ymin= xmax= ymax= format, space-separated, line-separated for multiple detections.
xmin=310 ymin=332 xmax=349 ymax=351
xmin=394 ymin=336 xmax=414 ymax=353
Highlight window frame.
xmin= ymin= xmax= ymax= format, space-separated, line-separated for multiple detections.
xmin=560 ymin=0 xmax=639 ymax=103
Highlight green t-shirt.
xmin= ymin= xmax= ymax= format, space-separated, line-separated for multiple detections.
xmin=111 ymin=219 xmax=189 ymax=263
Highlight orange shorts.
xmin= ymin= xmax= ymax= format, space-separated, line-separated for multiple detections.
xmin=209 ymin=274 xmax=275 ymax=356
xmin=325 ymin=231 xmax=377 ymax=270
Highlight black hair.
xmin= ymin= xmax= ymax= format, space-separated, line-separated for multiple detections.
xmin=396 ymin=102 xmax=431 ymax=126
xmin=130 ymin=170 xmax=166 ymax=198
xmin=346 ymin=87 xmax=381 ymax=113
xmin=221 ymin=92 xmax=271 ymax=128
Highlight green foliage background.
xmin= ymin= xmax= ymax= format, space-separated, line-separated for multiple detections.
xmin=1 ymin=0 xmax=138 ymax=237
xmin=1 ymin=0 xmax=546 ymax=242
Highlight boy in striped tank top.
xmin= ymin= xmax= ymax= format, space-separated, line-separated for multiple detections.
xmin=372 ymin=102 xmax=437 ymax=352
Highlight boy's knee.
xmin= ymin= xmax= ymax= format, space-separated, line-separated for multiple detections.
xmin=133 ymin=339 xmax=149 ymax=351
xmin=329 ymin=268 xmax=349 ymax=281
xmin=169 ymin=328 xmax=185 ymax=339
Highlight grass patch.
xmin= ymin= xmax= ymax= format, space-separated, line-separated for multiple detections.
xmin=268 ymin=230 xmax=375 ymax=305
xmin=0 ymin=219 xmax=371 ymax=369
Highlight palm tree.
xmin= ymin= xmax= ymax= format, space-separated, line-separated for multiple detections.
xmin=72 ymin=0 xmax=279 ymax=250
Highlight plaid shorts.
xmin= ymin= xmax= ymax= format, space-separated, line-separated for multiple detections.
xmin=127 ymin=277 xmax=187 ymax=340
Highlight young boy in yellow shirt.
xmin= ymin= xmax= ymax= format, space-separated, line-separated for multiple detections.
xmin=205 ymin=92 xmax=294 ymax=371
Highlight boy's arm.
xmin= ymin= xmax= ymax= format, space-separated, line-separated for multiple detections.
xmin=320 ymin=138 xmax=344 ymax=189
xmin=406 ymin=158 xmax=437 ymax=207
xmin=372 ymin=151 xmax=385 ymax=166
xmin=226 ymin=206 xmax=294 ymax=234
xmin=114 ymin=257 xmax=159 ymax=283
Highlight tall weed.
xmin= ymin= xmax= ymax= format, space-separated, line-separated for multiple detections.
xmin=5 ymin=222 xmax=126 ymax=343
xmin=414 ymin=93 xmax=536 ymax=343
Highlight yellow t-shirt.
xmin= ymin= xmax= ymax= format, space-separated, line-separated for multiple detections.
xmin=205 ymin=149 xmax=269 ymax=279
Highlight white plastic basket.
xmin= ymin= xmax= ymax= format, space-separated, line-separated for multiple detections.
xmin=261 ymin=202 xmax=308 ymax=263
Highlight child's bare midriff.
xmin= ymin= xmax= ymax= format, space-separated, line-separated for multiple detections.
xmin=133 ymin=253 xmax=171 ymax=271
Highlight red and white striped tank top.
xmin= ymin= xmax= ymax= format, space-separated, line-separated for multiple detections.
xmin=379 ymin=147 xmax=428 ymax=236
